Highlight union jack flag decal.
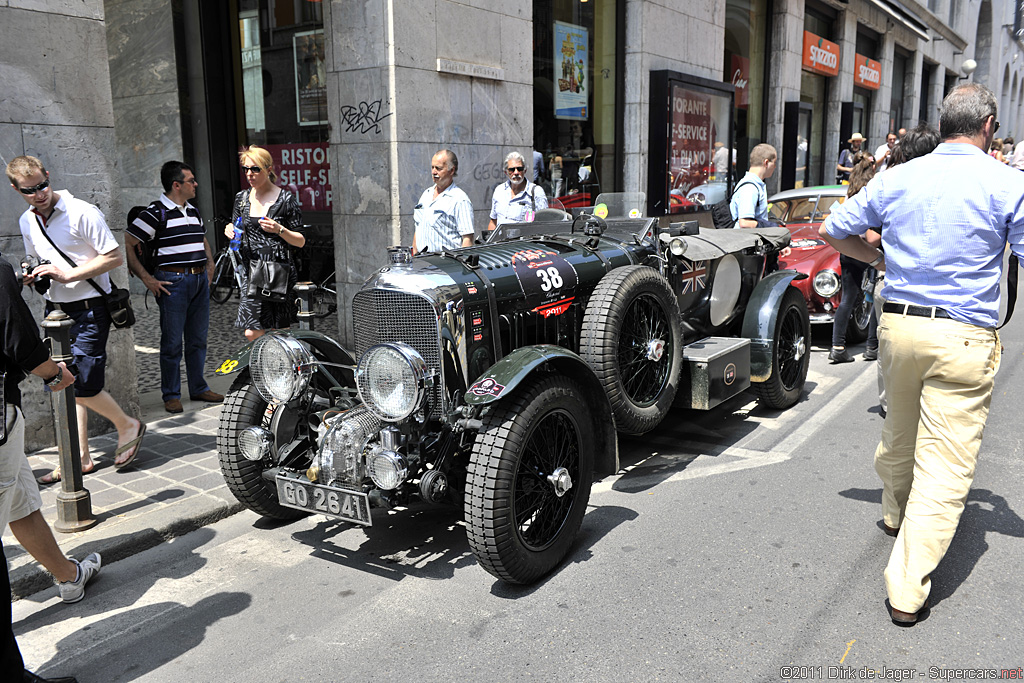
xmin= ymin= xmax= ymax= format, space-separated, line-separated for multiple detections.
xmin=680 ymin=259 xmax=708 ymax=294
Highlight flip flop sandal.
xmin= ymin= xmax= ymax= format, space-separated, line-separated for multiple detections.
xmin=37 ymin=469 xmax=61 ymax=485
xmin=114 ymin=423 xmax=147 ymax=470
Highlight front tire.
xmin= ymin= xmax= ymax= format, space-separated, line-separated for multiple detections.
xmin=217 ymin=375 xmax=304 ymax=520
xmin=751 ymin=287 xmax=810 ymax=409
xmin=580 ymin=265 xmax=682 ymax=435
xmin=465 ymin=375 xmax=594 ymax=584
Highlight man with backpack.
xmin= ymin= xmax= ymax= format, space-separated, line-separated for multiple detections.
xmin=729 ymin=143 xmax=777 ymax=228
xmin=125 ymin=161 xmax=222 ymax=414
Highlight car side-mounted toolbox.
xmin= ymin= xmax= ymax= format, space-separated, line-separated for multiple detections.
xmin=678 ymin=337 xmax=751 ymax=410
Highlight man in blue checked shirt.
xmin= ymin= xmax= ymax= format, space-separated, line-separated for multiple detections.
xmin=412 ymin=150 xmax=475 ymax=253
xmin=487 ymin=151 xmax=549 ymax=232
xmin=820 ymin=83 xmax=1024 ymax=627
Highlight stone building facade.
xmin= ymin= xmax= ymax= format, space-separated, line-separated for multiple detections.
xmin=1 ymin=0 xmax=1022 ymax=447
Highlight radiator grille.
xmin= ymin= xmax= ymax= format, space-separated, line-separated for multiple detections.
xmin=353 ymin=290 xmax=443 ymax=417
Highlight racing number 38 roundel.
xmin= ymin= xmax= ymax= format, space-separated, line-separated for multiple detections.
xmin=511 ymin=248 xmax=580 ymax=318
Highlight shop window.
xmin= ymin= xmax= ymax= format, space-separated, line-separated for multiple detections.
xmin=533 ymin=0 xmax=620 ymax=208
xmin=234 ymin=0 xmax=331 ymax=282
xmin=724 ymin=0 xmax=769 ymax=180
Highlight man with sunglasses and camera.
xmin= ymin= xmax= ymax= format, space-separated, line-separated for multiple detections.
xmin=125 ymin=161 xmax=221 ymax=414
xmin=6 ymin=156 xmax=144 ymax=478
xmin=487 ymin=151 xmax=549 ymax=233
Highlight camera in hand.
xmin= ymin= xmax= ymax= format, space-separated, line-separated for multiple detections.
xmin=20 ymin=255 xmax=52 ymax=294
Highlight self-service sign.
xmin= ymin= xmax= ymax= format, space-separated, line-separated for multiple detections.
xmin=802 ymin=31 xmax=840 ymax=77
xmin=854 ymin=53 xmax=881 ymax=90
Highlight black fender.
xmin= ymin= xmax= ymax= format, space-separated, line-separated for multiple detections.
xmin=741 ymin=270 xmax=803 ymax=382
xmin=464 ymin=344 xmax=619 ymax=477
xmin=215 ymin=330 xmax=357 ymax=385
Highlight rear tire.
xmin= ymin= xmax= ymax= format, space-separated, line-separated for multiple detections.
xmin=217 ymin=375 xmax=304 ymax=520
xmin=465 ymin=375 xmax=593 ymax=584
xmin=751 ymin=287 xmax=809 ymax=409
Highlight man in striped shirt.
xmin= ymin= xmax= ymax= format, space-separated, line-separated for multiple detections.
xmin=126 ymin=161 xmax=221 ymax=413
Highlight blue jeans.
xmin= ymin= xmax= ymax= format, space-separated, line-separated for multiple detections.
xmin=832 ymin=255 xmax=879 ymax=349
xmin=156 ymin=269 xmax=211 ymax=401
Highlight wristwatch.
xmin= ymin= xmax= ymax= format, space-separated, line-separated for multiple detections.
xmin=44 ymin=365 xmax=63 ymax=387
xmin=278 ymin=224 xmax=285 ymax=235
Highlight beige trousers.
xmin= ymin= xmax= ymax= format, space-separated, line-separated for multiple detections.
xmin=875 ymin=312 xmax=1000 ymax=613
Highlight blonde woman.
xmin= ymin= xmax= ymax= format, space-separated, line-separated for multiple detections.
xmin=223 ymin=145 xmax=306 ymax=341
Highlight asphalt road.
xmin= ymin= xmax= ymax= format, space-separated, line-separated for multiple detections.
xmin=12 ymin=329 xmax=1024 ymax=682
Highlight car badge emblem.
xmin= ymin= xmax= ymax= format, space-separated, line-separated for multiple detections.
xmin=469 ymin=377 xmax=505 ymax=397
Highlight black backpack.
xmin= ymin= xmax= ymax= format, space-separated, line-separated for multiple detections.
xmin=127 ymin=203 xmax=166 ymax=276
xmin=709 ymin=178 xmax=756 ymax=229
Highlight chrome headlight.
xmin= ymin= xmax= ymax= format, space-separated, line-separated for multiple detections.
xmin=250 ymin=334 xmax=315 ymax=403
xmin=813 ymin=270 xmax=841 ymax=298
xmin=238 ymin=426 xmax=273 ymax=462
xmin=367 ymin=448 xmax=408 ymax=490
xmin=355 ymin=343 xmax=427 ymax=422
xmin=318 ymin=406 xmax=381 ymax=486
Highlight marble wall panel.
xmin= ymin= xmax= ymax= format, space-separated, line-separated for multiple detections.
xmin=0 ymin=8 xmax=116 ymax=127
xmin=330 ymin=0 xmax=386 ymax=72
xmin=458 ymin=0 xmax=528 ymax=15
xmin=337 ymin=212 xmax=398 ymax=287
xmin=106 ymin=0 xmax=178 ymax=100
xmin=436 ymin=1 xmax=501 ymax=68
xmin=113 ymin=91 xmax=183 ymax=184
xmin=392 ymin=67 xmax=474 ymax=145
xmin=471 ymin=79 xmax=531 ymax=147
xmin=500 ymin=14 xmax=532 ymax=86
xmin=334 ymin=68 xmax=395 ymax=146
xmin=9 ymin=0 xmax=104 ymax=20
xmin=333 ymin=143 xmax=393 ymax=217
xmin=392 ymin=0 xmax=435 ymax=70
xmin=0 ymin=123 xmax=28 ymax=240
xmin=21 ymin=125 xmax=120 ymax=221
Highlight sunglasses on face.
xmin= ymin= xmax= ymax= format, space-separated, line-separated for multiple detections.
xmin=241 ymin=165 xmax=262 ymax=173
xmin=18 ymin=179 xmax=50 ymax=195
xmin=506 ymin=166 xmax=525 ymax=174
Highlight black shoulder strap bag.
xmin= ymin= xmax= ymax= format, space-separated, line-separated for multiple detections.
xmin=33 ymin=215 xmax=136 ymax=329
xmin=998 ymin=254 xmax=1018 ymax=330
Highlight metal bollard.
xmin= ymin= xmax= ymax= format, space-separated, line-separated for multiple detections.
xmin=294 ymin=282 xmax=316 ymax=331
xmin=41 ymin=311 xmax=97 ymax=532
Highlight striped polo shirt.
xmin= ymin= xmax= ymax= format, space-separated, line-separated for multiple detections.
xmin=127 ymin=194 xmax=207 ymax=270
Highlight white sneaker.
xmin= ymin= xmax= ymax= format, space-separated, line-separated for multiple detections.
xmin=58 ymin=552 xmax=102 ymax=603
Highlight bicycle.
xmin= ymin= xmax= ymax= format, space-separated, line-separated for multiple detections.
xmin=310 ymin=270 xmax=337 ymax=318
xmin=210 ymin=245 xmax=244 ymax=304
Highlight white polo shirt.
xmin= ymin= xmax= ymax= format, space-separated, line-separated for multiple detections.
xmin=19 ymin=191 xmax=119 ymax=303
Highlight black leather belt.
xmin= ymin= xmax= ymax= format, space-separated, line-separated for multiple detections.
xmin=159 ymin=264 xmax=206 ymax=274
xmin=48 ymin=296 xmax=106 ymax=312
xmin=882 ymin=302 xmax=952 ymax=319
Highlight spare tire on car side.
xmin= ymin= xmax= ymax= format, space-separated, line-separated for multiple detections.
xmin=580 ymin=265 xmax=683 ymax=435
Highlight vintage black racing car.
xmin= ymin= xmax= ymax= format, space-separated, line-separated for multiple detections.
xmin=215 ymin=193 xmax=809 ymax=584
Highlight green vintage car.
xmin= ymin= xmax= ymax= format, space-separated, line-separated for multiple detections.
xmin=216 ymin=194 xmax=809 ymax=584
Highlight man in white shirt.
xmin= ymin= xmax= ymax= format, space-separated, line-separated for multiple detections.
xmin=874 ymin=132 xmax=898 ymax=171
xmin=412 ymin=150 xmax=475 ymax=252
xmin=7 ymin=155 xmax=145 ymax=478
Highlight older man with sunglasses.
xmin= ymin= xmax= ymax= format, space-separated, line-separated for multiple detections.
xmin=487 ymin=151 xmax=550 ymax=233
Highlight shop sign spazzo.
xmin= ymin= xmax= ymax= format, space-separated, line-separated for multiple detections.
xmin=802 ymin=31 xmax=840 ymax=77
xmin=854 ymin=53 xmax=881 ymax=90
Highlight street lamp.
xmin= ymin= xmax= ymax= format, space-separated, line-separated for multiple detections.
xmin=960 ymin=59 xmax=977 ymax=80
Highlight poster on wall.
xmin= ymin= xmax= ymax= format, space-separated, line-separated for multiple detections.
xmin=554 ymin=21 xmax=588 ymax=120
xmin=669 ymin=84 xmax=725 ymax=197
xmin=240 ymin=142 xmax=332 ymax=212
xmin=729 ymin=54 xmax=749 ymax=109
xmin=294 ymin=30 xmax=327 ymax=126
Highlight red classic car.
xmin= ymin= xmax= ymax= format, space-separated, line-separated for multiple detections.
xmin=768 ymin=185 xmax=872 ymax=342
